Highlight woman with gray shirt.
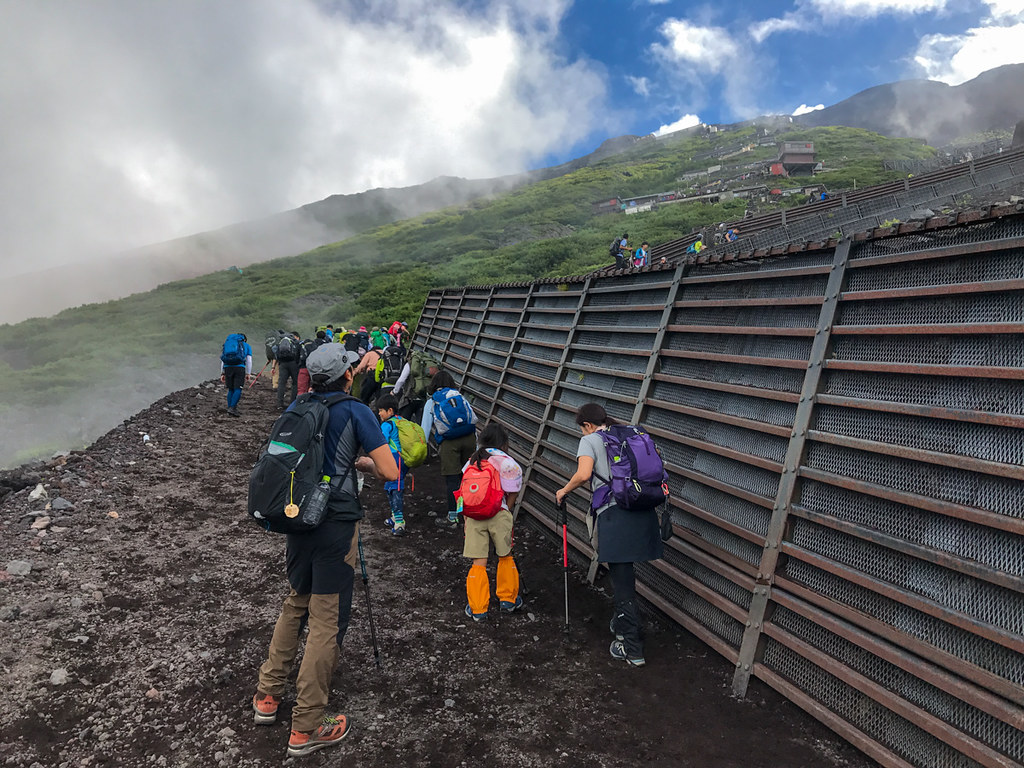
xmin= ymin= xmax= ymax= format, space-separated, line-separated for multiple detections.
xmin=555 ymin=403 xmax=663 ymax=666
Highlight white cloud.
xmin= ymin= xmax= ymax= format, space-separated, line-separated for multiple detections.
xmin=983 ymin=0 xmax=1024 ymax=19
xmin=651 ymin=19 xmax=738 ymax=72
xmin=807 ymin=0 xmax=947 ymax=17
xmin=0 ymin=0 xmax=605 ymax=273
xmin=627 ymin=75 xmax=651 ymax=97
xmin=653 ymin=114 xmax=702 ymax=136
xmin=913 ymin=18 xmax=1024 ymax=84
xmin=792 ymin=103 xmax=825 ymax=116
xmin=749 ymin=14 xmax=806 ymax=43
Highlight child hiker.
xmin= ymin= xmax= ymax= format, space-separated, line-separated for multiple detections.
xmin=376 ymin=394 xmax=409 ymax=536
xmin=459 ymin=422 xmax=524 ymax=621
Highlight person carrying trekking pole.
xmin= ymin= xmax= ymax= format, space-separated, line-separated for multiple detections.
xmin=458 ymin=422 xmax=524 ymax=621
xmin=555 ymin=403 xmax=666 ymax=667
xmin=251 ymin=345 xmax=399 ymax=758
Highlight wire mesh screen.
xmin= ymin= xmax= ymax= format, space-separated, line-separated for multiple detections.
xmin=413 ymin=213 xmax=1024 ymax=768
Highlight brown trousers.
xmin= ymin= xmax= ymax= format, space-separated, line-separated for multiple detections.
xmin=257 ymin=526 xmax=359 ymax=733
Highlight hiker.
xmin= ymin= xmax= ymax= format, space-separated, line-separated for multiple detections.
xmin=219 ymin=332 xmax=252 ymax=417
xmin=633 ymin=241 xmax=650 ymax=269
xmin=396 ymin=321 xmax=411 ymax=348
xmin=394 ymin=349 xmax=440 ymax=423
xmin=276 ymin=331 xmax=301 ymax=410
xmin=354 ymin=347 xmax=383 ymax=406
xmin=369 ymin=326 xmax=390 ymax=350
xmin=375 ymin=344 xmax=408 ymax=401
xmin=355 ymin=326 xmax=370 ymax=355
xmin=555 ymin=403 xmax=664 ymax=667
xmin=725 ymin=227 xmax=740 ymax=243
xmin=252 ymin=344 xmax=399 ymax=758
xmin=686 ymin=239 xmax=704 ymax=254
xmin=265 ymin=330 xmax=286 ymax=390
xmin=609 ymin=232 xmax=631 ymax=270
xmin=459 ymin=422 xmax=524 ymax=622
xmin=376 ymin=394 xmax=410 ymax=536
xmin=297 ymin=330 xmax=328 ymax=396
xmin=420 ymin=370 xmax=478 ymax=527
xmin=387 ymin=320 xmax=403 ymax=342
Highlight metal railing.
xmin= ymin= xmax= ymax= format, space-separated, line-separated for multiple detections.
xmin=414 ymin=212 xmax=1024 ymax=768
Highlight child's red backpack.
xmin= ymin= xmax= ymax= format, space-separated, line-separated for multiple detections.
xmin=457 ymin=460 xmax=505 ymax=520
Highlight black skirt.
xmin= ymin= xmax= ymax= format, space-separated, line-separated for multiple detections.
xmin=596 ymin=504 xmax=664 ymax=564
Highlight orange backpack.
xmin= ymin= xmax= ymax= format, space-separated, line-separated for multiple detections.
xmin=457 ymin=460 xmax=505 ymax=520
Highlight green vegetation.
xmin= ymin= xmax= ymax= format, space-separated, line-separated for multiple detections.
xmin=0 ymin=126 xmax=938 ymax=462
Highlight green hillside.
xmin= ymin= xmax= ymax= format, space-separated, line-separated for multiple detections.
xmin=0 ymin=126 xmax=933 ymax=466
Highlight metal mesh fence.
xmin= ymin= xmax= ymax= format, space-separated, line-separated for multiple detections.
xmin=414 ymin=215 xmax=1024 ymax=768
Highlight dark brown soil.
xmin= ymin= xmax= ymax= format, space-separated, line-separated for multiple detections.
xmin=0 ymin=379 xmax=876 ymax=768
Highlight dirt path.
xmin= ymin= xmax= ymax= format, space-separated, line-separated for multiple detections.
xmin=0 ymin=379 xmax=875 ymax=767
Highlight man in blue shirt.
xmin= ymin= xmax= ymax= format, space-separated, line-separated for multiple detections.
xmin=252 ymin=345 xmax=399 ymax=757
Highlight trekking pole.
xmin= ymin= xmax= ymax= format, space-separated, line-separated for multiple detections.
xmin=356 ymin=530 xmax=382 ymax=669
xmin=558 ymin=499 xmax=569 ymax=637
xmin=248 ymin=360 xmax=271 ymax=389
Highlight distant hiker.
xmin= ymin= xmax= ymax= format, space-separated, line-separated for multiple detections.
xmin=609 ymin=232 xmax=631 ymax=270
xmin=686 ymin=239 xmax=704 ymax=254
xmin=397 ymin=321 xmax=411 ymax=348
xmin=633 ymin=241 xmax=650 ymax=269
xmin=252 ymin=344 xmax=399 ymax=758
xmin=725 ymin=227 xmax=740 ymax=243
xmin=276 ymin=332 xmax=301 ymax=410
xmin=340 ymin=329 xmax=361 ymax=355
xmin=297 ymin=330 xmax=328 ymax=396
xmin=220 ymin=332 xmax=252 ymax=417
xmin=459 ymin=422 xmax=524 ymax=622
xmin=356 ymin=326 xmax=370 ymax=355
xmin=555 ymin=403 xmax=667 ymax=667
xmin=376 ymin=394 xmax=411 ymax=536
xmin=387 ymin=320 xmax=403 ymax=342
xmin=265 ymin=330 xmax=285 ymax=390
xmin=369 ymin=327 xmax=390 ymax=350
xmin=421 ymin=371 xmax=478 ymax=527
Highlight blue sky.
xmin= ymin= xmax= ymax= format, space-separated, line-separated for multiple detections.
xmin=550 ymin=0 xmax=1024 ymax=153
xmin=1 ymin=0 xmax=1022 ymax=272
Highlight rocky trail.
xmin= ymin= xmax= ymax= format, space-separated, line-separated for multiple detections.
xmin=0 ymin=379 xmax=874 ymax=767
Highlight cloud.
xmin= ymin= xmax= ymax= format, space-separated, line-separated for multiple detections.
xmin=913 ymin=8 xmax=1024 ymax=84
xmin=653 ymin=114 xmax=702 ymax=136
xmin=627 ymin=76 xmax=651 ymax=97
xmin=792 ymin=103 xmax=825 ymax=116
xmin=0 ymin=0 xmax=605 ymax=275
xmin=806 ymin=0 xmax=948 ymax=16
xmin=749 ymin=14 xmax=806 ymax=43
xmin=651 ymin=19 xmax=738 ymax=73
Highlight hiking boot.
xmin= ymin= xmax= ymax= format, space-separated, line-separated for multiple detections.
xmin=435 ymin=515 xmax=458 ymax=529
xmin=465 ymin=604 xmax=488 ymax=622
xmin=385 ymin=517 xmax=406 ymax=536
xmin=287 ymin=714 xmax=351 ymax=757
xmin=227 ymin=406 xmax=239 ymax=417
xmin=609 ymin=640 xmax=645 ymax=667
xmin=499 ymin=596 xmax=524 ymax=613
xmin=252 ymin=692 xmax=281 ymax=725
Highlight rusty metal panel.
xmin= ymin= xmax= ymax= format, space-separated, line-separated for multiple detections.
xmin=413 ymin=213 xmax=1024 ymax=768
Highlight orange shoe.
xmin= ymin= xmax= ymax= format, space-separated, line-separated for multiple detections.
xmin=252 ymin=692 xmax=281 ymax=725
xmin=287 ymin=714 xmax=351 ymax=757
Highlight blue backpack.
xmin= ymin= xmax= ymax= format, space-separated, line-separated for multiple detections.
xmin=431 ymin=390 xmax=476 ymax=442
xmin=221 ymin=334 xmax=247 ymax=367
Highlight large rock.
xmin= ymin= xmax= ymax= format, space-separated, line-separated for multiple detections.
xmin=1013 ymin=118 xmax=1024 ymax=147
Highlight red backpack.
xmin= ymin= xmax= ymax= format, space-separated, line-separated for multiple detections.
xmin=457 ymin=460 xmax=505 ymax=520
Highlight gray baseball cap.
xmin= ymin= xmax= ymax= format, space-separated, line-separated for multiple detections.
xmin=306 ymin=345 xmax=360 ymax=385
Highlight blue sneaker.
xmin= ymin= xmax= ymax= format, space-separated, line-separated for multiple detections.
xmin=385 ymin=517 xmax=406 ymax=536
xmin=609 ymin=640 xmax=645 ymax=667
xmin=464 ymin=604 xmax=487 ymax=622
xmin=499 ymin=596 xmax=524 ymax=613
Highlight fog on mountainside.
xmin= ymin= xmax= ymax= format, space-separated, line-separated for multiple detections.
xmin=794 ymin=64 xmax=1024 ymax=146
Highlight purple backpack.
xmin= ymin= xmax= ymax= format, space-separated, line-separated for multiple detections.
xmin=592 ymin=425 xmax=669 ymax=511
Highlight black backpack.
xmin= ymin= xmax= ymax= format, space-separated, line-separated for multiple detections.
xmin=247 ymin=393 xmax=355 ymax=533
xmin=276 ymin=336 xmax=297 ymax=362
xmin=609 ymin=237 xmax=621 ymax=256
xmin=343 ymin=333 xmax=361 ymax=354
xmin=381 ymin=345 xmax=407 ymax=385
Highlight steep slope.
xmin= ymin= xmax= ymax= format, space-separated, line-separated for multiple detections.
xmin=794 ymin=64 xmax=1024 ymax=144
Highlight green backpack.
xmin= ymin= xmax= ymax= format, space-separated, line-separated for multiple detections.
xmin=409 ymin=350 xmax=441 ymax=399
xmin=394 ymin=417 xmax=428 ymax=468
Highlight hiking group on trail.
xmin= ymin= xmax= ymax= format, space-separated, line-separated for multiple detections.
xmin=220 ymin=316 xmax=672 ymax=757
